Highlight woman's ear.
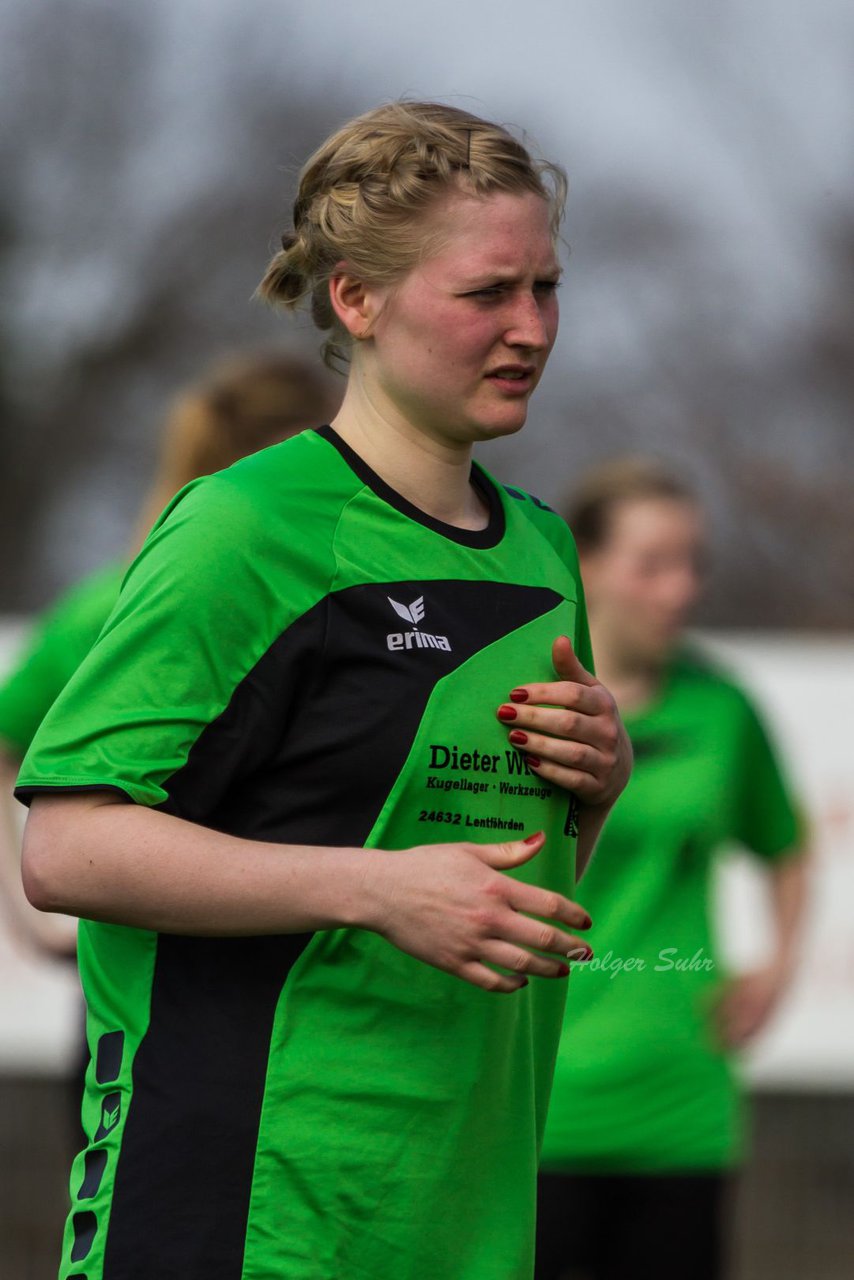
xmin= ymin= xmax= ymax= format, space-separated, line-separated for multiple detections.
xmin=328 ymin=266 xmax=382 ymax=340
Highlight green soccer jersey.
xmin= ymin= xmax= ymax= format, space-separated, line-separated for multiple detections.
xmin=540 ymin=652 xmax=802 ymax=1175
xmin=18 ymin=426 xmax=592 ymax=1280
xmin=0 ymin=561 xmax=125 ymax=757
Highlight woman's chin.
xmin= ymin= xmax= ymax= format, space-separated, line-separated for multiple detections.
xmin=468 ymin=409 xmax=531 ymax=443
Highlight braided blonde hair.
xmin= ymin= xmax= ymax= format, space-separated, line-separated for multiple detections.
xmin=257 ymin=101 xmax=566 ymax=370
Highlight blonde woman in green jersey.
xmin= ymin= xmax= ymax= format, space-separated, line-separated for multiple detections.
xmin=537 ymin=458 xmax=808 ymax=1280
xmin=17 ymin=103 xmax=630 ymax=1280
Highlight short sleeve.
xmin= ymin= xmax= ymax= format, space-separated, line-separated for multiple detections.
xmin=0 ymin=564 xmax=124 ymax=757
xmin=731 ymin=690 xmax=804 ymax=860
xmin=16 ymin=473 xmax=330 ymax=813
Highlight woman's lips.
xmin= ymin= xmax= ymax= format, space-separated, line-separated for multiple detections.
xmin=486 ymin=367 xmax=536 ymax=394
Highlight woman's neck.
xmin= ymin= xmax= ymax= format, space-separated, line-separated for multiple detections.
xmin=588 ymin=633 xmax=668 ymax=715
xmin=330 ymin=370 xmax=490 ymax=531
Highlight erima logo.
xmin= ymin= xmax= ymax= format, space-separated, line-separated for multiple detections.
xmin=386 ymin=595 xmax=452 ymax=652
xmin=388 ymin=595 xmax=426 ymax=626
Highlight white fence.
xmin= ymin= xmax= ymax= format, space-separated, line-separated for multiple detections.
xmin=703 ymin=632 xmax=854 ymax=1090
xmin=0 ymin=621 xmax=852 ymax=1086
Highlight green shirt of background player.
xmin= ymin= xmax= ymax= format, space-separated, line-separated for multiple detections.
xmin=18 ymin=102 xmax=630 ymax=1280
xmin=0 ymin=351 xmax=339 ymax=962
xmin=536 ymin=458 xmax=809 ymax=1280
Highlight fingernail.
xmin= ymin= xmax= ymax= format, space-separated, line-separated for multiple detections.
xmin=509 ymin=688 xmax=529 ymax=703
xmin=508 ymin=729 xmax=528 ymax=745
xmin=569 ymin=946 xmax=594 ymax=962
xmin=526 ymin=755 xmax=541 ymax=768
xmin=497 ymin=705 xmax=517 ymax=722
xmin=524 ymin=831 xmax=544 ymax=844
xmin=580 ymin=913 xmax=593 ymax=930
xmin=558 ymin=964 xmax=570 ymax=978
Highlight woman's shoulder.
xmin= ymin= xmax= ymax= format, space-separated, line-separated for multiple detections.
xmin=216 ymin=426 xmax=354 ymax=504
xmin=116 ymin=433 xmax=345 ymax=607
xmin=153 ymin=428 xmax=359 ymax=547
xmin=496 ymin=476 xmax=581 ymax=567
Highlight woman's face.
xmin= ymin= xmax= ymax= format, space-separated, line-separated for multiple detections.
xmin=581 ymin=497 xmax=706 ymax=665
xmin=361 ymin=188 xmax=560 ymax=447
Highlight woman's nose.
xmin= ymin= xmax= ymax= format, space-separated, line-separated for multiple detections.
xmin=505 ymin=293 xmax=551 ymax=350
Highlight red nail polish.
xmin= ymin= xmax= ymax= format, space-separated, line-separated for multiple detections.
xmin=526 ymin=755 xmax=541 ymax=768
xmin=572 ymin=946 xmax=594 ymax=962
xmin=558 ymin=964 xmax=571 ymax=978
xmin=523 ymin=831 xmax=544 ymax=844
xmin=508 ymin=729 xmax=528 ymax=746
xmin=509 ymin=688 xmax=529 ymax=703
xmin=497 ymin=705 xmax=517 ymax=722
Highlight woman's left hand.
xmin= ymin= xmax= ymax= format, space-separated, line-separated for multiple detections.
xmin=713 ymin=963 xmax=789 ymax=1049
xmin=496 ymin=635 xmax=632 ymax=807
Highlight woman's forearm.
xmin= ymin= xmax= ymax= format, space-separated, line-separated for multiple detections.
xmin=22 ymin=794 xmax=598 ymax=994
xmin=768 ymin=847 xmax=811 ymax=978
xmin=23 ymin=794 xmax=380 ymax=936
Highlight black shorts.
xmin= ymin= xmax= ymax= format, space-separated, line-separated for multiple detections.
xmin=536 ymin=1169 xmax=732 ymax=1280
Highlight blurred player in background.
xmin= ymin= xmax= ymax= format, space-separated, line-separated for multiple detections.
xmin=536 ymin=458 xmax=809 ymax=1280
xmin=16 ymin=101 xmax=630 ymax=1280
xmin=0 ymin=348 xmax=339 ymax=963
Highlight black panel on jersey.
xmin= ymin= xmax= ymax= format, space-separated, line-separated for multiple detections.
xmin=78 ymin=1149 xmax=108 ymax=1200
xmin=102 ymin=932 xmax=310 ymax=1278
xmin=316 ymin=424 xmax=506 ymax=548
xmin=158 ymin=579 xmax=564 ymax=847
xmin=71 ymin=1211 xmax=97 ymax=1262
xmin=95 ymin=1031 xmax=124 ymax=1084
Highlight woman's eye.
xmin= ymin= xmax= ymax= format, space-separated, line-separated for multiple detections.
xmin=465 ymin=281 xmax=560 ymax=301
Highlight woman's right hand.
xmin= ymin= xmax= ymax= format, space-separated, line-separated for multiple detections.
xmin=364 ymin=831 xmax=593 ymax=993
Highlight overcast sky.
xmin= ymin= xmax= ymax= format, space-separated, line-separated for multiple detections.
xmin=5 ymin=0 xmax=850 ymax=380
xmin=2 ymin=0 xmax=852 ymax=612
xmin=150 ymin=0 xmax=853 ymax=322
